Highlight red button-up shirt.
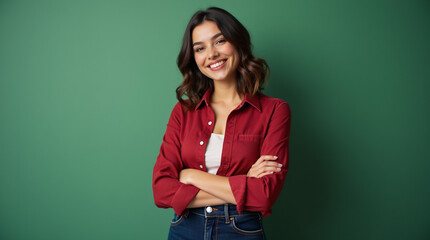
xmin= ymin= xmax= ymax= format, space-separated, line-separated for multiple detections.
xmin=152 ymin=89 xmax=291 ymax=217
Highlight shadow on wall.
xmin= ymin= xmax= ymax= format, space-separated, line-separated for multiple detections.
xmin=262 ymin=45 xmax=334 ymax=240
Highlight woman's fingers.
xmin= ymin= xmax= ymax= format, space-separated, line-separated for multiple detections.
xmin=253 ymin=155 xmax=277 ymax=166
xmin=252 ymin=155 xmax=278 ymax=168
xmin=248 ymin=155 xmax=282 ymax=178
xmin=257 ymin=166 xmax=282 ymax=178
xmin=259 ymin=155 xmax=278 ymax=162
xmin=256 ymin=165 xmax=282 ymax=175
xmin=254 ymin=159 xmax=282 ymax=170
xmin=257 ymin=171 xmax=274 ymax=178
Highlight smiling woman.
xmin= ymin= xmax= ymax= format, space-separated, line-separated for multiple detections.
xmin=192 ymin=22 xmax=240 ymax=82
xmin=175 ymin=7 xmax=269 ymax=111
xmin=152 ymin=7 xmax=291 ymax=240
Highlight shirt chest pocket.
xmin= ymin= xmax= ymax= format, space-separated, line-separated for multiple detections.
xmin=235 ymin=134 xmax=263 ymax=163
xmin=238 ymin=134 xmax=263 ymax=142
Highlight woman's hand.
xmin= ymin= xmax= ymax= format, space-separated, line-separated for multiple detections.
xmin=247 ymin=155 xmax=282 ymax=178
xmin=179 ymin=168 xmax=199 ymax=185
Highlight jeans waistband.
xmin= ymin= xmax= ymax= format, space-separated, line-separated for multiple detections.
xmin=188 ymin=204 xmax=260 ymax=223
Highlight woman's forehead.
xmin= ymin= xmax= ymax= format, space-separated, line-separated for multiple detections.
xmin=192 ymin=21 xmax=222 ymax=44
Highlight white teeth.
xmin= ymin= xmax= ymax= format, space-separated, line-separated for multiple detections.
xmin=210 ymin=60 xmax=225 ymax=69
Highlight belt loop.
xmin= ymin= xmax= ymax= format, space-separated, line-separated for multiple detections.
xmin=184 ymin=209 xmax=189 ymax=218
xmin=224 ymin=204 xmax=230 ymax=224
xmin=204 ymin=206 xmax=208 ymax=219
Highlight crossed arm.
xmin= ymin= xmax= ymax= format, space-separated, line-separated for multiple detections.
xmin=179 ymin=155 xmax=283 ymax=208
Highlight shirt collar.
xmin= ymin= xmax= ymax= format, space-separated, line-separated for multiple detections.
xmin=195 ymin=88 xmax=261 ymax=112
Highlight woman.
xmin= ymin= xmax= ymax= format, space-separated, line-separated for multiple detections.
xmin=152 ymin=7 xmax=291 ymax=239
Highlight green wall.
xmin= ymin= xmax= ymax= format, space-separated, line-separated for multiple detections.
xmin=1 ymin=0 xmax=429 ymax=239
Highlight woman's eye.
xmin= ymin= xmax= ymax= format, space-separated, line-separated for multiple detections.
xmin=216 ymin=39 xmax=226 ymax=44
xmin=194 ymin=47 xmax=204 ymax=52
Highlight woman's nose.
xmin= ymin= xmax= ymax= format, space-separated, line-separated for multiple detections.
xmin=207 ymin=46 xmax=219 ymax=59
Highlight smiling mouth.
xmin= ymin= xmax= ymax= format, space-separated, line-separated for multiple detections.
xmin=208 ymin=59 xmax=227 ymax=70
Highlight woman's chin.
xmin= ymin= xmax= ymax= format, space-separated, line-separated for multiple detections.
xmin=210 ymin=74 xmax=236 ymax=83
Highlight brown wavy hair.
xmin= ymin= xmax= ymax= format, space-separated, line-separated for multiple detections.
xmin=176 ymin=7 xmax=269 ymax=110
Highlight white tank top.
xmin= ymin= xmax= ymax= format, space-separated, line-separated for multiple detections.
xmin=204 ymin=133 xmax=224 ymax=175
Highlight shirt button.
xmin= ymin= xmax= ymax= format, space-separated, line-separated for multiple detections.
xmin=199 ymin=165 xmax=203 ymax=169
xmin=206 ymin=206 xmax=213 ymax=213
xmin=208 ymin=121 xmax=212 ymax=125
xmin=200 ymin=141 xmax=204 ymax=145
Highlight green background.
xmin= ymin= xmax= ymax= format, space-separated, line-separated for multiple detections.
xmin=1 ymin=0 xmax=429 ymax=239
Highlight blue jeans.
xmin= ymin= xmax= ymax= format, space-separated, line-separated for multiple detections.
xmin=168 ymin=204 xmax=266 ymax=240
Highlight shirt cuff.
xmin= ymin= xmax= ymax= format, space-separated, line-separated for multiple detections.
xmin=228 ymin=175 xmax=247 ymax=214
xmin=171 ymin=183 xmax=200 ymax=216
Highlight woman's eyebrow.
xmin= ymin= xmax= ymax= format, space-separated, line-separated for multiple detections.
xmin=193 ymin=33 xmax=223 ymax=46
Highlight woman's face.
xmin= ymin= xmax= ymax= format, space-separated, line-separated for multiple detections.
xmin=192 ymin=21 xmax=239 ymax=83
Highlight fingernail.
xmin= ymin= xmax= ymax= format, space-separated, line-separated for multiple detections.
xmin=276 ymin=168 xmax=281 ymax=171
xmin=274 ymin=156 xmax=278 ymax=159
xmin=270 ymin=171 xmax=274 ymax=174
xmin=278 ymin=163 xmax=283 ymax=167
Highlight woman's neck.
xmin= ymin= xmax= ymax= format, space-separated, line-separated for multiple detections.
xmin=211 ymin=81 xmax=243 ymax=105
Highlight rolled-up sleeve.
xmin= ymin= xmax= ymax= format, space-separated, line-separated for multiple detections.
xmin=229 ymin=101 xmax=291 ymax=216
xmin=152 ymin=102 xmax=200 ymax=216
